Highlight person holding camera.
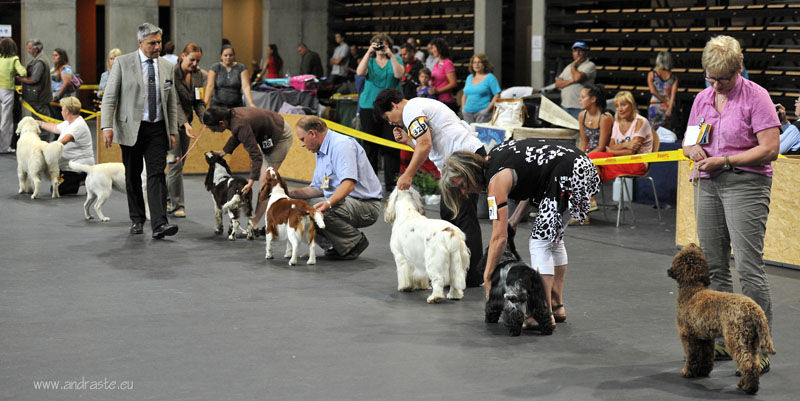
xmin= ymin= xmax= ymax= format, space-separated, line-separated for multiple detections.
xmin=356 ymin=33 xmax=404 ymax=192
xmin=776 ymin=100 xmax=800 ymax=155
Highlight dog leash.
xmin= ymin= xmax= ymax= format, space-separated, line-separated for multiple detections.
xmin=174 ymin=125 xmax=207 ymax=164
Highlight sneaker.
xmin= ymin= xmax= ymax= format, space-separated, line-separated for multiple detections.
xmin=714 ymin=342 xmax=732 ymax=361
xmin=172 ymin=207 xmax=186 ymax=218
xmin=336 ymin=234 xmax=369 ymax=260
xmin=736 ymin=354 xmax=770 ymax=376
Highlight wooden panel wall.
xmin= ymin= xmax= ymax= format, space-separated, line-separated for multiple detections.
xmin=676 ymin=158 xmax=800 ymax=268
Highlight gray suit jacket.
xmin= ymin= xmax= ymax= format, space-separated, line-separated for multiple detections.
xmin=100 ymin=51 xmax=178 ymax=146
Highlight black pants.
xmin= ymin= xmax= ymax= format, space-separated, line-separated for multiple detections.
xmin=360 ymin=108 xmax=399 ymax=191
xmin=59 ymin=170 xmax=86 ymax=195
xmin=440 ymin=146 xmax=487 ymax=287
xmin=120 ymin=121 xmax=170 ymax=230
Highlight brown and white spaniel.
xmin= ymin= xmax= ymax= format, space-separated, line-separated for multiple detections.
xmin=258 ymin=168 xmax=325 ymax=265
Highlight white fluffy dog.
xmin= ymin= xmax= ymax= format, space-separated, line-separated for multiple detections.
xmin=15 ymin=117 xmax=64 ymax=199
xmin=68 ymin=161 xmax=126 ymax=221
xmin=384 ymin=188 xmax=470 ymax=303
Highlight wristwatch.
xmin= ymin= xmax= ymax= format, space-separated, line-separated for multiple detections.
xmin=723 ymin=155 xmax=732 ymax=171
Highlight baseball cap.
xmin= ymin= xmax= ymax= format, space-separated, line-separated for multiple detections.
xmin=572 ymin=41 xmax=588 ymax=50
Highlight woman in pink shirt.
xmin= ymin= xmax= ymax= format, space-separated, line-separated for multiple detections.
xmin=587 ymin=91 xmax=653 ymax=182
xmin=682 ymin=35 xmax=779 ymax=372
xmin=427 ymin=37 xmax=457 ymax=111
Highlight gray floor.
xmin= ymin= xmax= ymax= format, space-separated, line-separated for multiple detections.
xmin=1 ymin=152 xmax=799 ymax=401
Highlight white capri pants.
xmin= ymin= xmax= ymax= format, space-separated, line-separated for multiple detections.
xmin=528 ymin=209 xmax=571 ymax=275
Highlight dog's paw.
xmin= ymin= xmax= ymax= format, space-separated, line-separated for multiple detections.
xmin=288 ymin=260 xmax=297 ymax=266
xmin=397 ymin=287 xmax=412 ymax=292
xmin=228 ymin=234 xmax=236 ymax=241
xmin=247 ymin=232 xmax=255 ymax=240
xmin=426 ymin=295 xmax=444 ymax=303
xmin=214 ymin=229 xmax=223 ymax=235
xmin=447 ymin=289 xmax=464 ymax=300
xmin=265 ymin=253 xmax=273 ymax=259
xmin=101 ymin=217 xmax=110 ymax=222
xmin=85 ymin=215 xmax=94 ymax=220
xmin=680 ymin=367 xmax=695 ymax=378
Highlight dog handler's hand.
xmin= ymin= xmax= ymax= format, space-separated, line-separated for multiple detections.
xmin=170 ymin=135 xmax=176 ymax=150
xmin=241 ymin=179 xmax=254 ymax=195
xmin=102 ymin=129 xmax=113 ymax=148
xmin=184 ymin=123 xmax=196 ymax=139
xmin=396 ymin=172 xmax=413 ymax=190
xmin=313 ymin=200 xmax=330 ymax=212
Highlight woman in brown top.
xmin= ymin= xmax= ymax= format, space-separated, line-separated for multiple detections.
xmin=203 ymin=106 xmax=294 ymax=227
xmin=167 ymin=43 xmax=205 ymax=217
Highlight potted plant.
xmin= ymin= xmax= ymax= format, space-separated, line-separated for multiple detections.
xmin=411 ymin=171 xmax=440 ymax=205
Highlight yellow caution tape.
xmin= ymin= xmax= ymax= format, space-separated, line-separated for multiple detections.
xmin=20 ymin=100 xmax=63 ymax=124
xmin=591 ymin=149 xmax=786 ymax=166
xmin=591 ymin=150 xmax=687 ymax=166
xmin=22 ymin=99 xmax=100 ymax=123
xmin=321 ymin=118 xmax=414 ymax=151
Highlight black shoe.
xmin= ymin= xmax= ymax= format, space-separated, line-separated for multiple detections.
xmin=336 ymin=234 xmax=369 ymax=260
xmin=130 ymin=222 xmax=144 ymax=235
xmin=324 ymin=247 xmax=339 ymax=257
xmin=152 ymin=223 xmax=179 ymax=239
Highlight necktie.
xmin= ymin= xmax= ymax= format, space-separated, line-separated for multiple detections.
xmin=146 ymin=59 xmax=157 ymax=122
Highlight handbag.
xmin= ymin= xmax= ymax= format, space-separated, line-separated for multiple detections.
xmin=490 ymin=98 xmax=527 ymax=127
xmin=70 ymin=73 xmax=84 ymax=91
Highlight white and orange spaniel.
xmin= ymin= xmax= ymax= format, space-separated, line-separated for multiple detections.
xmin=258 ymin=168 xmax=325 ymax=265
xmin=384 ymin=188 xmax=470 ymax=303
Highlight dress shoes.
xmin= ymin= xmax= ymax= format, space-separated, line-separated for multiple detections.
xmin=152 ymin=223 xmax=179 ymax=239
xmin=130 ymin=222 xmax=144 ymax=235
xmin=335 ymin=234 xmax=369 ymax=260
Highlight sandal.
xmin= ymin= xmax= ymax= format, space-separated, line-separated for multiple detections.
xmin=552 ymin=304 xmax=567 ymax=323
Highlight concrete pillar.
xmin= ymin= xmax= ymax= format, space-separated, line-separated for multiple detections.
xmin=530 ymin=0 xmax=545 ymax=89
xmin=171 ymin=0 xmax=223 ymax=71
xmin=262 ymin=0 xmax=328 ymax=76
xmin=21 ymin=0 xmax=76 ymax=67
xmin=106 ymin=0 xmax=159 ymax=56
xmin=474 ymin=0 xmax=503 ymax=83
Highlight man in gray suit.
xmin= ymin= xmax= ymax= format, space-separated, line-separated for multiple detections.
xmin=101 ymin=22 xmax=179 ymax=239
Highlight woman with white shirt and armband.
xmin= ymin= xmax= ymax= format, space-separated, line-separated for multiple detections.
xmin=37 ymin=97 xmax=95 ymax=195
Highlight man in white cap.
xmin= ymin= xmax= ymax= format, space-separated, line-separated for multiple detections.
xmin=555 ymin=41 xmax=596 ymax=120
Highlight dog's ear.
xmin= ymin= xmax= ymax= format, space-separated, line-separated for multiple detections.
xmin=258 ymin=179 xmax=271 ymax=203
xmin=383 ymin=190 xmax=397 ymax=223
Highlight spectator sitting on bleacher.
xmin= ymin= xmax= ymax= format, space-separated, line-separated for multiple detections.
xmin=647 ymin=51 xmax=678 ymax=131
xmin=776 ymin=100 xmax=800 ymax=155
xmin=577 ymin=84 xmax=613 ymax=154
xmin=555 ymin=41 xmax=596 ymax=120
xmin=587 ymin=91 xmax=653 ymax=183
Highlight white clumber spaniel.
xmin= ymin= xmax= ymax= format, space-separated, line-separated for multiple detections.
xmin=15 ymin=117 xmax=63 ymax=199
xmin=384 ymin=188 xmax=470 ymax=303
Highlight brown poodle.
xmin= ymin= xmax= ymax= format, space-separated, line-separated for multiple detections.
xmin=667 ymin=244 xmax=776 ymax=395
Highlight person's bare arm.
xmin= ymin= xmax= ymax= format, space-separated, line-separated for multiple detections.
xmin=483 ymin=169 xmax=513 ymax=298
xmin=203 ymin=69 xmax=216 ymax=106
xmin=288 ymin=185 xmax=324 ymax=199
xmin=312 ymin=179 xmax=356 ymax=213
xmin=240 ymin=69 xmax=255 ymax=106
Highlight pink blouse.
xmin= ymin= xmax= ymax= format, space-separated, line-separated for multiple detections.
xmin=431 ymin=58 xmax=455 ymax=103
xmin=686 ymin=77 xmax=779 ymax=178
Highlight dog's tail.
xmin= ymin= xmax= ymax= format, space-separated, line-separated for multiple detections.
xmin=43 ymin=141 xmax=64 ymax=167
xmin=311 ymin=210 xmax=325 ymax=229
xmin=68 ymin=160 xmax=93 ymax=174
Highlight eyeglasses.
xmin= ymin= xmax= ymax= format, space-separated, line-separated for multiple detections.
xmin=704 ymin=71 xmax=736 ymax=85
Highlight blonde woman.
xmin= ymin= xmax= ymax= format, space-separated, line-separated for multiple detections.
xmin=682 ymin=35 xmax=779 ymax=372
xmin=439 ymin=140 xmax=600 ymax=328
xmin=587 ymin=91 xmax=653 ymax=182
xmin=97 ymin=48 xmax=122 ymax=99
xmin=37 ymin=97 xmax=95 ymax=194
